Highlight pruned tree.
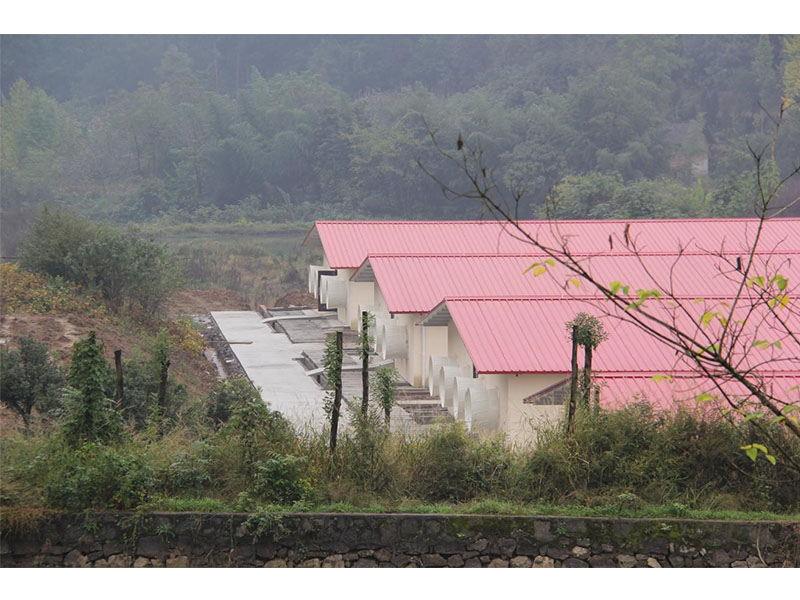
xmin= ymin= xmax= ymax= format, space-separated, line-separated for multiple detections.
xmin=359 ymin=311 xmax=375 ymax=415
xmin=419 ymin=103 xmax=800 ymax=472
xmin=565 ymin=314 xmax=607 ymax=436
xmin=62 ymin=331 xmax=122 ymax=446
xmin=372 ymin=365 xmax=398 ymax=427
xmin=323 ymin=330 xmax=344 ymax=453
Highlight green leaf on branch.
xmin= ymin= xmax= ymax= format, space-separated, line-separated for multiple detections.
xmin=740 ymin=444 xmax=776 ymax=465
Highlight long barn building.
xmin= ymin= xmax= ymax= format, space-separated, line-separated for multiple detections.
xmin=303 ymin=219 xmax=800 ymax=444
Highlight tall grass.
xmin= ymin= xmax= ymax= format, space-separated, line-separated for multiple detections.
xmin=3 ymin=399 xmax=799 ymax=515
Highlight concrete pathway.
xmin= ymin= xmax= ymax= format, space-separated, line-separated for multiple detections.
xmin=210 ymin=311 xmax=328 ymax=432
xmin=211 ymin=310 xmax=428 ymax=436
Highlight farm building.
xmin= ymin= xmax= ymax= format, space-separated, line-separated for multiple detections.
xmin=302 ymin=218 xmax=800 ymax=444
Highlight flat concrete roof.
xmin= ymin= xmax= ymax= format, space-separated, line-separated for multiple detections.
xmin=211 ymin=311 xmax=328 ymax=432
xmin=211 ymin=310 xmax=432 ymax=434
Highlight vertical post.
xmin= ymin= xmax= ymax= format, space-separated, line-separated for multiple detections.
xmin=421 ymin=325 xmax=427 ymax=384
xmin=582 ymin=344 xmax=593 ymax=406
xmin=157 ymin=359 xmax=170 ymax=414
xmin=329 ymin=331 xmax=343 ymax=454
xmin=114 ymin=349 xmax=124 ymax=408
xmin=361 ymin=311 xmax=370 ymax=415
xmin=566 ymin=326 xmax=579 ymax=436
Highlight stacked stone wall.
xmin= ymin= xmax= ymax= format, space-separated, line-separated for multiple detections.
xmin=2 ymin=512 xmax=797 ymax=568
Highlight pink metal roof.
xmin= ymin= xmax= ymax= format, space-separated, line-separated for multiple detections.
xmin=305 ymin=219 xmax=800 ymax=269
xmin=598 ymin=375 xmax=799 ymax=411
xmin=428 ymin=297 xmax=800 ymax=376
xmin=592 ymin=375 xmax=799 ymax=411
xmin=356 ymin=253 xmax=800 ymax=314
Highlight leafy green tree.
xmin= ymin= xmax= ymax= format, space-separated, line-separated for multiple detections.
xmin=544 ymin=173 xmax=712 ymax=220
xmin=0 ymin=79 xmax=80 ymax=203
xmin=502 ymin=101 xmax=576 ymax=208
xmin=567 ymin=67 xmax=672 ymax=179
xmin=62 ymin=331 xmax=121 ymax=446
xmin=19 ymin=207 xmax=95 ymax=281
xmin=753 ymin=36 xmax=781 ymax=119
xmin=20 ymin=208 xmax=181 ymax=315
xmin=783 ymin=36 xmax=800 ymax=101
xmin=0 ymin=336 xmax=64 ymax=428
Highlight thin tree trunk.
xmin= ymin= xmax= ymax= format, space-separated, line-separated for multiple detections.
xmin=566 ymin=326 xmax=579 ymax=437
xmin=329 ymin=331 xmax=343 ymax=454
xmin=114 ymin=349 xmax=124 ymax=409
xmin=361 ymin=311 xmax=369 ymax=415
xmin=582 ymin=344 xmax=593 ymax=406
xmin=157 ymin=359 xmax=170 ymax=414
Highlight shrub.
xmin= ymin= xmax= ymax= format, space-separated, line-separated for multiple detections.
xmin=42 ymin=442 xmax=155 ymax=510
xmin=516 ymin=403 xmax=800 ymax=511
xmin=0 ymin=263 xmax=102 ymax=316
xmin=251 ymin=452 xmax=310 ymax=504
xmin=206 ymin=377 xmax=252 ymax=427
xmin=406 ymin=424 xmax=512 ymax=502
xmin=207 ymin=378 xmax=297 ymax=497
xmin=19 ymin=208 xmax=181 ymax=315
xmin=0 ymin=336 xmax=65 ymax=426
xmin=159 ymin=443 xmax=213 ymax=497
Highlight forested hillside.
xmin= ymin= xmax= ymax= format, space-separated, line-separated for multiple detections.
xmin=2 ymin=35 xmax=799 ymax=245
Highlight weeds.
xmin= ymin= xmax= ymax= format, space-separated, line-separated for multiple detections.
xmin=3 ymin=389 xmax=799 ymax=518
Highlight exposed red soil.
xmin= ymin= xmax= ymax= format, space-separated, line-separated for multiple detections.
xmin=273 ymin=290 xmax=316 ymax=307
xmin=166 ymin=288 xmax=250 ymax=316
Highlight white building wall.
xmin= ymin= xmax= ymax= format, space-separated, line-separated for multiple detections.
xmin=421 ymin=326 xmax=448 ymax=386
xmin=504 ymin=374 xmax=567 ymax=448
xmin=346 ymin=282 xmax=375 ymax=330
xmin=333 ymin=268 xmax=355 ymax=323
xmin=447 ymin=321 xmax=474 ymax=371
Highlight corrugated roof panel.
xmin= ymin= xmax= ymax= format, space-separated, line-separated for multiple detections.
xmin=307 ymin=219 xmax=800 ymax=268
xmin=442 ymin=297 xmax=800 ymax=376
xmin=364 ymin=253 xmax=800 ymax=314
xmin=596 ymin=375 xmax=800 ymax=411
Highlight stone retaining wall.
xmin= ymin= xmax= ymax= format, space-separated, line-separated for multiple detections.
xmin=2 ymin=512 xmax=798 ymax=568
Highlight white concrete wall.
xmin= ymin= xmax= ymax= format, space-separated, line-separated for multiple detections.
xmin=421 ymin=326 xmax=448 ymax=387
xmin=333 ymin=268 xmax=355 ymax=323
xmin=346 ymin=282 xmax=375 ymax=330
xmin=447 ymin=321 xmax=474 ymax=371
xmin=504 ymin=374 xmax=567 ymax=448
